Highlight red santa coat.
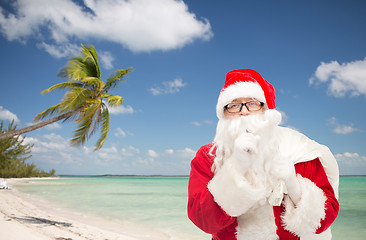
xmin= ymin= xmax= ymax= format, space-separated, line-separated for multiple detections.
xmin=187 ymin=127 xmax=339 ymax=240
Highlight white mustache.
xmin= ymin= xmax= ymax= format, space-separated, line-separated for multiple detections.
xmin=245 ymin=110 xmax=282 ymax=134
xmin=214 ymin=109 xmax=282 ymax=144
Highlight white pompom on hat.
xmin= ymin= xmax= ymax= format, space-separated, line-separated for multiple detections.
xmin=216 ymin=69 xmax=276 ymax=119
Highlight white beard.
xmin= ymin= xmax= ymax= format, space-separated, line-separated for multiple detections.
xmin=211 ymin=109 xmax=283 ymax=214
xmin=211 ymin=109 xmax=282 ymax=174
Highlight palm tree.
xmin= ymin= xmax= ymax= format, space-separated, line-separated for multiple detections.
xmin=0 ymin=44 xmax=131 ymax=151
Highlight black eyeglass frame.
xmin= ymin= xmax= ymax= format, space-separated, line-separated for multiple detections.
xmin=224 ymin=101 xmax=265 ymax=113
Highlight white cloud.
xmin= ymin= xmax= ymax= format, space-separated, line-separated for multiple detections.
xmin=147 ymin=149 xmax=159 ymax=158
xmin=42 ymin=133 xmax=65 ymax=142
xmin=145 ymin=147 xmax=195 ymax=159
xmin=99 ymin=51 xmax=115 ymax=70
xmin=149 ymin=78 xmax=187 ymax=95
xmin=0 ymin=106 xmax=20 ymax=123
xmin=21 ymin=131 xmax=196 ymax=174
xmin=309 ymin=58 xmax=366 ymax=97
xmin=335 ymin=152 xmax=366 ymax=175
xmin=101 ymin=146 xmax=118 ymax=154
xmin=191 ymin=121 xmax=201 ymax=127
xmin=176 ymin=147 xmax=195 ymax=159
xmin=97 ymin=146 xmax=120 ymax=161
xmin=109 ymin=105 xmax=135 ymax=114
xmin=38 ymin=42 xmax=80 ymax=58
xmin=24 ymin=133 xmax=120 ymax=168
xmin=23 ymin=134 xmax=72 ymax=166
xmin=203 ymin=120 xmax=214 ymax=125
xmin=0 ymin=0 xmax=213 ymax=55
xmin=333 ymin=125 xmax=358 ymax=135
xmin=121 ymin=145 xmax=140 ymax=157
xmin=165 ymin=149 xmax=174 ymax=155
xmin=335 ymin=152 xmax=361 ymax=158
xmin=328 ymin=117 xmax=359 ymax=134
xmin=60 ymin=152 xmax=76 ymax=164
xmin=28 ymin=133 xmax=68 ymax=153
xmin=24 ymin=133 xmax=140 ymax=168
xmin=45 ymin=122 xmax=62 ymax=130
xmin=191 ymin=120 xmax=214 ymax=127
xmin=114 ymin=128 xmax=127 ymax=137
xmin=132 ymin=156 xmax=155 ymax=167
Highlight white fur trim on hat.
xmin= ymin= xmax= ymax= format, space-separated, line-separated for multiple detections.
xmin=216 ymin=81 xmax=266 ymax=119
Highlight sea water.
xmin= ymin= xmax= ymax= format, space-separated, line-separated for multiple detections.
xmin=331 ymin=176 xmax=366 ymax=240
xmin=14 ymin=176 xmax=366 ymax=240
xmin=14 ymin=176 xmax=209 ymax=240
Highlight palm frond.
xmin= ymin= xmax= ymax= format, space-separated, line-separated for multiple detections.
xmin=33 ymin=104 xmax=62 ymax=122
xmin=41 ymin=82 xmax=84 ymax=95
xmin=81 ymin=44 xmax=101 ymax=80
xmin=73 ymin=100 xmax=100 ymax=124
xmin=70 ymin=101 xmax=102 ymax=147
xmin=94 ymin=106 xmax=110 ymax=151
xmin=57 ymin=45 xmax=101 ymax=81
xmin=80 ymin=76 xmax=101 ymax=86
xmin=59 ymin=88 xmax=89 ymax=113
xmin=57 ymin=57 xmax=88 ymax=81
xmin=88 ymin=104 xmax=102 ymax=137
xmin=70 ymin=108 xmax=97 ymax=146
xmin=104 ymin=68 xmax=132 ymax=92
xmin=75 ymin=102 xmax=101 ymax=140
xmin=84 ymin=98 xmax=101 ymax=107
xmin=103 ymin=94 xmax=123 ymax=108
xmin=70 ymin=119 xmax=92 ymax=147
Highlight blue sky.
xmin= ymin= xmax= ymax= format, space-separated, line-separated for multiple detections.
xmin=0 ymin=0 xmax=365 ymax=175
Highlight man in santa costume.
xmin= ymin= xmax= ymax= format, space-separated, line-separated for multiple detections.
xmin=187 ymin=69 xmax=339 ymax=240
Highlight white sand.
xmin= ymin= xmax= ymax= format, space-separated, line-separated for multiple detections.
xmin=0 ymin=178 xmax=170 ymax=240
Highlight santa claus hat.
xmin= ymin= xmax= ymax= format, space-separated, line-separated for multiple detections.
xmin=216 ymin=69 xmax=276 ymax=119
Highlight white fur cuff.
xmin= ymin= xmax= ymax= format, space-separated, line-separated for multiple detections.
xmin=207 ymin=162 xmax=266 ymax=217
xmin=281 ymin=175 xmax=327 ymax=237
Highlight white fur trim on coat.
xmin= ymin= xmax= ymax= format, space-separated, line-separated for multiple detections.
xmin=207 ymin=161 xmax=267 ymax=217
xmin=236 ymin=204 xmax=278 ymax=240
xmin=281 ymin=174 xmax=327 ymax=237
xmin=300 ymin=228 xmax=332 ymax=240
xmin=216 ymin=81 xmax=266 ymax=119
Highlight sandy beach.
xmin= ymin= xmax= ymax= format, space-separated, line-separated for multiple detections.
xmin=0 ymin=178 xmax=170 ymax=240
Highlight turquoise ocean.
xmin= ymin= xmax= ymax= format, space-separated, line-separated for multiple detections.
xmin=13 ymin=176 xmax=366 ymax=240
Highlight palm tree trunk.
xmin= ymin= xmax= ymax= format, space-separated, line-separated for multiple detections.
xmin=0 ymin=111 xmax=77 ymax=140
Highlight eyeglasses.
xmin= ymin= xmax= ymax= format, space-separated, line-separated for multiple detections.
xmin=224 ymin=100 xmax=264 ymax=113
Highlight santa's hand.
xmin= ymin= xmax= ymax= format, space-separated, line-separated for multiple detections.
xmin=231 ymin=133 xmax=260 ymax=174
xmin=285 ymin=166 xmax=302 ymax=205
xmin=271 ymin=157 xmax=301 ymax=205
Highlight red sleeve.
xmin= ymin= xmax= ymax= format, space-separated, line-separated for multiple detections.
xmin=295 ymin=158 xmax=339 ymax=233
xmin=187 ymin=144 xmax=237 ymax=234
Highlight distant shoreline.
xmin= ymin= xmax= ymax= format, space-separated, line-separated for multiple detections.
xmin=3 ymin=174 xmax=364 ymax=180
xmin=339 ymin=175 xmax=366 ymax=177
xmin=60 ymin=174 xmax=364 ymax=177
xmin=58 ymin=174 xmax=190 ymax=178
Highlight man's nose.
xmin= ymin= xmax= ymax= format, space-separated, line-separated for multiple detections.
xmin=239 ymin=106 xmax=250 ymax=116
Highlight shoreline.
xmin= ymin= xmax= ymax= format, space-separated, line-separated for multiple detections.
xmin=0 ymin=178 xmax=171 ymax=240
